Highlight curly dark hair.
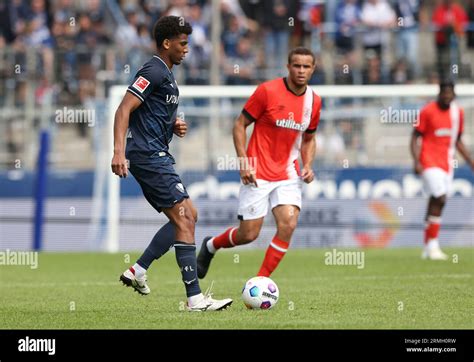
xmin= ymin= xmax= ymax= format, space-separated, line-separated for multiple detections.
xmin=153 ymin=16 xmax=193 ymax=49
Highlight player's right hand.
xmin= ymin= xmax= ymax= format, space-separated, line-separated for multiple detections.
xmin=174 ymin=118 xmax=187 ymax=138
xmin=240 ymin=163 xmax=257 ymax=187
xmin=111 ymin=153 xmax=128 ymax=178
xmin=414 ymin=161 xmax=423 ymax=175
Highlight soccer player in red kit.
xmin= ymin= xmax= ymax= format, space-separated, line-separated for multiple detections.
xmin=411 ymin=81 xmax=474 ymax=260
xmin=197 ymin=47 xmax=321 ymax=278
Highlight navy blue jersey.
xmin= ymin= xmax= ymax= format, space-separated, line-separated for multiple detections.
xmin=126 ymin=55 xmax=179 ymax=164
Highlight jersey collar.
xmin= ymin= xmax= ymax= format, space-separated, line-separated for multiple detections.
xmin=153 ymin=55 xmax=172 ymax=73
xmin=283 ymin=77 xmax=307 ymax=97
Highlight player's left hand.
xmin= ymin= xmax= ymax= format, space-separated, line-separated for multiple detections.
xmin=174 ymin=118 xmax=187 ymax=137
xmin=301 ymin=167 xmax=314 ymax=184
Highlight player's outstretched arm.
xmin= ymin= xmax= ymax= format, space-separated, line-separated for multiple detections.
xmin=455 ymin=135 xmax=474 ymax=171
xmin=301 ymin=132 xmax=315 ymax=183
xmin=233 ymin=113 xmax=257 ymax=186
xmin=111 ymin=92 xmax=141 ymax=178
xmin=410 ymin=130 xmax=423 ymax=175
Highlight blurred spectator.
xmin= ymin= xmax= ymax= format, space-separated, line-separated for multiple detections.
xmin=114 ymin=7 xmax=143 ymax=81
xmin=30 ymin=0 xmax=52 ymax=30
xmin=334 ymin=54 xmax=355 ymax=85
xmin=468 ymin=0 xmax=474 ymax=47
xmin=76 ymin=13 xmax=99 ymax=80
xmin=394 ymin=0 xmax=422 ymax=77
xmin=6 ymin=117 xmax=24 ymax=158
xmin=360 ymin=0 xmax=396 ymax=58
xmin=309 ymin=54 xmax=326 ymax=84
xmin=141 ymin=0 xmax=164 ymax=34
xmin=390 ymin=57 xmax=414 ymax=84
xmin=261 ymin=0 xmax=295 ymax=76
xmin=86 ymin=0 xmax=104 ymax=23
xmin=13 ymin=14 xmax=54 ymax=80
xmin=334 ymin=0 xmax=360 ymax=87
xmin=432 ymin=0 xmax=468 ymax=79
xmin=362 ymin=51 xmax=387 ymax=84
xmin=334 ymin=0 xmax=360 ymax=55
xmin=229 ymin=0 xmax=259 ymax=33
xmin=223 ymin=35 xmax=256 ymax=85
xmin=51 ymin=15 xmax=75 ymax=79
xmin=136 ymin=22 xmax=151 ymax=50
xmin=185 ymin=3 xmax=211 ymax=84
xmin=299 ymin=1 xmax=324 ymax=55
xmin=166 ymin=0 xmax=189 ymax=18
xmin=221 ymin=15 xmax=246 ymax=58
xmin=468 ymin=0 xmax=474 ymax=77
xmin=0 ymin=1 xmax=19 ymax=43
xmin=53 ymin=0 xmax=75 ymax=25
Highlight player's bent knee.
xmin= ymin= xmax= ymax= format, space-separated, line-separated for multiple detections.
xmin=184 ymin=215 xmax=196 ymax=233
xmin=184 ymin=200 xmax=198 ymax=222
xmin=239 ymin=230 xmax=259 ymax=244
xmin=174 ymin=214 xmax=195 ymax=234
xmin=277 ymin=220 xmax=297 ymax=235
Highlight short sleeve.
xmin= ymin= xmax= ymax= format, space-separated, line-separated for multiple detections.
xmin=306 ymin=94 xmax=321 ymax=134
xmin=127 ymin=64 xmax=163 ymax=102
xmin=415 ymin=107 xmax=428 ymax=134
xmin=459 ymin=108 xmax=464 ymax=135
xmin=242 ymin=84 xmax=267 ymax=122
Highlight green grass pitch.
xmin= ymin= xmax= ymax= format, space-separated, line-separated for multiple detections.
xmin=0 ymin=248 xmax=472 ymax=329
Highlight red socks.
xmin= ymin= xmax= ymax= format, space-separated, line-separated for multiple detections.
xmin=212 ymin=229 xmax=290 ymax=277
xmin=212 ymin=227 xmax=238 ymax=250
xmin=424 ymin=216 xmax=441 ymax=244
xmin=257 ymin=236 xmax=289 ymax=277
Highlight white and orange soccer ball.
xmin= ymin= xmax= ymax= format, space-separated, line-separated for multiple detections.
xmin=242 ymin=276 xmax=279 ymax=310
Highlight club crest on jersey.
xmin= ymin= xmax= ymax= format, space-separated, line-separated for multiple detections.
xmin=304 ymin=107 xmax=311 ymax=119
xmin=276 ymin=119 xmax=307 ymax=131
xmin=132 ymin=76 xmax=150 ymax=93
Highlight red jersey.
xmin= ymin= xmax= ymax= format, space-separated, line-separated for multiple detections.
xmin=415 ymin=101 xmax=464 ymax=173
xmin=242 ymin=78 xmax=321 ymax=181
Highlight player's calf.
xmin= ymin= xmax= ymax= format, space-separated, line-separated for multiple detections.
xmin=197 ymin=222 xmax=263 ymax=278
xmin=235 ymin=228 xmax=260 ymax=244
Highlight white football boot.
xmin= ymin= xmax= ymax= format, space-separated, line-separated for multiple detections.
xmin=186 ymin=282 xmax=233 ymax=312
xmin=204 ymin=295 xmax=233 ymax=311
xmin=120 ymin=268 xmax=150 ymax=295
xmin=422 ymin=239 xmax=449 ymax=261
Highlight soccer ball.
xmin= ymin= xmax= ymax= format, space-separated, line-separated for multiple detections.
xmin=242 ymin=276 xmax=279 ymax=309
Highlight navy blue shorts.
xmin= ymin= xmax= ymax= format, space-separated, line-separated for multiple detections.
xmin=129 ymin=162 xmax=189 ymax=212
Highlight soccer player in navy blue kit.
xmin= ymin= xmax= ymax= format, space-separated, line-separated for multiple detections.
xmin=112 ymin=16 xmax=232 ymax=311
